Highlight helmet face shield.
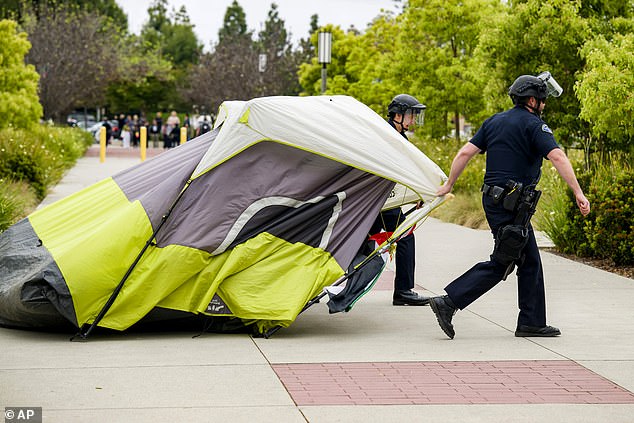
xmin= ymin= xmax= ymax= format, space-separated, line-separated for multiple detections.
xmin=405 ymin=107 xmax=425 ymax=128
xmin=413 ymin=108 xmax=425 ymax=127
xmin=537 ymin=71 xmax=563 ymax=97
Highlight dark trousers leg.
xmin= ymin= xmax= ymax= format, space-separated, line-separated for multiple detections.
xmin=395 ymin=233 xmax=415 ymax=291
xmin=516 ymin=228 xmax=546 ymax=327
xmin=445 ymin=259 xmax=507 ymax=309
xmin=444 ymin=196 xmax=547 ymax=327
xmin=370 ymin=209 xmax=416 ymax=292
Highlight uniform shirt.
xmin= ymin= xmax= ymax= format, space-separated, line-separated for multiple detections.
xmin=470 ymin=105 xmax=559 ymax=187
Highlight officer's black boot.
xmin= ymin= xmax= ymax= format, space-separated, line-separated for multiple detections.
xmin=429 ymin=295 xmax=458 ymax=339
xmin=393 ymin=290 xmax=430 ymax=306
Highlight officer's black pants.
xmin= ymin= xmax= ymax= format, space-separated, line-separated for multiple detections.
xmin=444 ymin=195 xmax=546 ymax=328
xmin=369 ymin=208 xmax=416 ymax=292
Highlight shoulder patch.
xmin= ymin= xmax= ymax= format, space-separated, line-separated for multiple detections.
xmin=541 ymin=124 xmax=553 ymax=134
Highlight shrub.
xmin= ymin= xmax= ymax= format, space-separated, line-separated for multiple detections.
xmin=537 ymin=160 xmax=634 ymax=266
xmin=0 ymin=180 xmax=37 ymax=232
xmin=0 ymin=20 xmax=42 ymax=129
xmin=0 ymin=126 xmax=91 ymax=229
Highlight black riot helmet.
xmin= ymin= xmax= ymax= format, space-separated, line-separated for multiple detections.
xmin=508 ymin=75 xmax=549 ymax=104
xmin=388 ymin=94 xmax=426 ymax=127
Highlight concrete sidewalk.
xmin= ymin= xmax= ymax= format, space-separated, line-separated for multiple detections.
xmin=1 ymin=145 xmax=633 ymax=422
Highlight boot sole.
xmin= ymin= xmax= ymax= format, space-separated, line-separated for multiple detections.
xmin=514 ymin=331 xmax=561 ymax=337
xmin=392 ymin=299 xmax=430 ymax=306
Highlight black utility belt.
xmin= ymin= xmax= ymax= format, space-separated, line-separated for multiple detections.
xmin=481 ymin=180 xmax=528 ymax=212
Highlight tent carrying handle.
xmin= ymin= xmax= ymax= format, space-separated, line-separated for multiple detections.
xmin=71 ymin=180 xmax=193 ymax=341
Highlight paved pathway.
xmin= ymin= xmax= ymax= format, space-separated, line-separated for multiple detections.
xmin=1 ymin=145 xmax=633 ymax=422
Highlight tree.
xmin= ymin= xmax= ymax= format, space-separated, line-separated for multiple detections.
xmin=105 ymin=38 xmax=175 ymax=114
xmin=297 ymin=14 xmax=319 ymax=64
xmin=297 ymin=25 xmax=360 ymax=96
xmin=391 ymin=0 xmax=502 ymax=140
xmin=576 ymin=32 xmax=634 ymax=155
xmin=476 ymin=0 xmax=590 ymax=147
xmin=1 ymin=0 xmax=127 ymax=26
xmin=181 ymin=1 xmax=258 ymax=112
xmin=218 ymin=0 xmax=250 ymax=43
xmin=342 ymin=12 xmax=405 ymax=115
xmin=256 ymin=3 xmax=300 ymax=96
xmin=0 ymin=19 xmax=42 ymax=128
xmin=140 ymin=0 xmax=201 ymax=67
xmin=21 ymin=3 xmax=119 ymax=122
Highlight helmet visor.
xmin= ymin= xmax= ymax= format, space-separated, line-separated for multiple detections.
xmin=537 ymin=71 xmax=563 ymax=97
xmin=405 ymin=109 xmax=425 ymax=128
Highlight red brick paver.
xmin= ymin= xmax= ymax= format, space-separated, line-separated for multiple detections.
xmin=272 ymin=361 xmax=634 ymax=405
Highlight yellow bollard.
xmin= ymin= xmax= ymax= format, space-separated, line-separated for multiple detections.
xmin=99 ymin=127 xmax=106 ymax=163
xmin=140 ymin=126 xmax=147 ymax=162
xmin=180 ymin=127 xmax=187 ymax=145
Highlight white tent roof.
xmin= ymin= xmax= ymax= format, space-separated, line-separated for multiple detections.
xmin=192 ymin=95 xmax=447 ymax=208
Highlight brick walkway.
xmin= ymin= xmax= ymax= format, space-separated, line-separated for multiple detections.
xmin=273 ymin=360 xmax=634 ymax=405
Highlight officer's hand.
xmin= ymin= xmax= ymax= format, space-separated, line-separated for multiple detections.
xmin=576 ymin=193 xmax=591 ymax=216
xmin=436 ymin=183 xmax=453 ymax=197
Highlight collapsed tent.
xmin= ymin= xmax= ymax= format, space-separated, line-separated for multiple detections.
xmin=0 ymin=95 xmax=447 ymax=336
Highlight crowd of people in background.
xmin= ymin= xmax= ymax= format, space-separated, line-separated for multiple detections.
xmin=95 ymin=110 xmax=215 ymax=149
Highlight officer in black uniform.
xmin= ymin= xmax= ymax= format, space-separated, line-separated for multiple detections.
xmin=429 ymin=72 xmax=590 ymax=338
xmin=369 ymin=94 xmax=430 ymax=306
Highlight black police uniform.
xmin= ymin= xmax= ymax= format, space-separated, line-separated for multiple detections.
xmin=368 ymin=119 xmax=416 ymax=293
xmin=443 ymin=105 xmax=559 ymax=328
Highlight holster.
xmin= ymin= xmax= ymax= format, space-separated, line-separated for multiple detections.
xmin=492 ymin=224 xmax=529 ymax=267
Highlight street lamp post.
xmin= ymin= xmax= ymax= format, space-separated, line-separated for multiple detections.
xmin=258 ymin=53 xmax=267 ymax=73
xmin=318 ymin=31 xmax=332 ymax=94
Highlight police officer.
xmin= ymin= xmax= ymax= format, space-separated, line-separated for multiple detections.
xmin=370 ymin=94 xmax=430 ymax=306
xmin=429 ymin=72 xmax=590 ymax=338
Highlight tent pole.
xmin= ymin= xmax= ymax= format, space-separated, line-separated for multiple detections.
xmin=71 ymin=180 xmax=193 ymax=341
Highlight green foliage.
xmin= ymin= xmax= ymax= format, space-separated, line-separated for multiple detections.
xmin=414 ymin=135 xmax=486 ymax=195
xmin=218 ymin=0 xmax=250 ymax=42
xmin=576 ymin=32 xmax=634 ymax=154
xmin=0 ymin=19 xmax=42 ymax=128
xmin=396 ymin=0 xmax=501 ymax=139
xmin=298 ymin=25 xmax=358 ymax=96
xmin=477 ymin=0 xmax=590 ymax=147
xmin=105 ymin=45 xmax=175 ymax=113
xmin=140 ymin=0 xmax=201 ymax=67
xmin=0 ymin=180 xmax=37 ymax=232
xmin=0 ymin=126 xmax=91 ymax=200
xmin=537 ymin=159 xmax=634 ymax=266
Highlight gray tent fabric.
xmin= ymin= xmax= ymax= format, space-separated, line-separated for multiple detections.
xmin=0 ymin=219 xmax=77 ymax=328
xmin=146 ymin=140 xmax=393 ymax=269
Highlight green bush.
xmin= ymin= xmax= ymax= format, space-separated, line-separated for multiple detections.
xmin=0 ymin=20 xmax=42 ymax=129
xmin=0 ymin=180 xmax=38 ymax=231
xmin=538 ymin=160 xmax=634 ymax=266
xmin=0 ymin=126 xmax=91 ymax=230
